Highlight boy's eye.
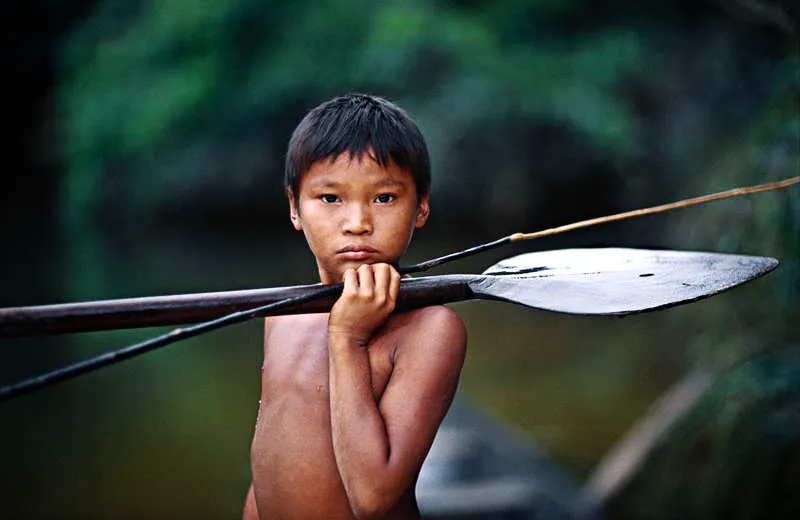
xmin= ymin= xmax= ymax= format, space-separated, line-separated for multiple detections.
xmin=375 ymin=193 xmax=396 ymax=204
xmin=320 ymin=194 xmax=340 ymax=203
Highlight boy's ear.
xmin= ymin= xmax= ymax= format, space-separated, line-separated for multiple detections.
xmin=415 ymin=194 xmax=430 ymax=229
xmin=287 ymin=191 xmax=302 ymax=231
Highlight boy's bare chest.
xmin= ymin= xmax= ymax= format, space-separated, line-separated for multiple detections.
xmin=252 ymin=315 xmax=403 ymax=518
xmin=260 ymin=315 xmax=396 ymax=402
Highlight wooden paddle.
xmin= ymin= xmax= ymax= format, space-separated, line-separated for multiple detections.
xmin=0 ymin=248 xmax=779 ymax=338
xmin=2 ymin=175 xmax=796 ymax=337
xmin=0 ymin=248 xmax=779 ymax=400
xmin=0 ymin=176 xmax=795 ymax=400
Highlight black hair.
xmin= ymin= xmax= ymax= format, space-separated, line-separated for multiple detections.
xmin=285 ymin=93 xmax=431 ymax=201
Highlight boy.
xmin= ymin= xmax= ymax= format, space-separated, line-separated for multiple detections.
xmin=243 ymin=94 xmax=467 ymax=519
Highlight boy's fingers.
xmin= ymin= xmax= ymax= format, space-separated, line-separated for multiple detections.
xmin=356 ymin=264 xmax=374 ymax=296
xmin=374 ymin=264 xmax=399 ymax=312
xmin=389 ymin=267 xmax=401 ymax=303
xmin=342 ymin=267 xmax=358 ymax=296
xmin=373 ymin=264 xmax=391 ymax=303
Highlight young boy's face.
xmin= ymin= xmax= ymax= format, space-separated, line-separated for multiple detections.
xmin=288 ymin=150 xmax=429 ymax=284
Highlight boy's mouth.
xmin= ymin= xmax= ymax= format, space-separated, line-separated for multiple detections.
xmin=337 ymin=245 xmax=379 ymax=261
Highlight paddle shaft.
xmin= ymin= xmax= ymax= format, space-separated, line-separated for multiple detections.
xmin=0 ymin=275 xmax=476 ymax=338
xmin=0 ymin=275 xmax=477 ymax=400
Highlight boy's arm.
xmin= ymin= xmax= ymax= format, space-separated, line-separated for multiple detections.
xmin=328 ymin=264 xmax=467 ymax=518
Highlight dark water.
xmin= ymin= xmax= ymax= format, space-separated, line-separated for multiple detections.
xmin=0 ymin=224 xmax=733 ymax=518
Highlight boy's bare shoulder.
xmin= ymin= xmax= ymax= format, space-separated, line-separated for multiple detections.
xmin=391 ymin=305 xmax=467 ymax=354
xmin=264 ymin=313 xmax=325 ymax=327
xmin=262 ymin=306 xmax=466 ymax=357
xmin=264 ymin=306 xmax=464 ymax=334
xmin=263 ymin=313 xmax=327 ymax=341
xmin=394 ymin=304 xmax=464 ymax=330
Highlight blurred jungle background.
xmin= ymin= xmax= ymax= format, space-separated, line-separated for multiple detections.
xmin=2 ymin=0 xmax=798 ymax=518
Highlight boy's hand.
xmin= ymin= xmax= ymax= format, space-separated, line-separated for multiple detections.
xmin=328 ymin=263 xmax=401 ymax=346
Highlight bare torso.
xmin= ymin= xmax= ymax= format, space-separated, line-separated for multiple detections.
xmin=249 ymin=312 xmax=421 ymax=519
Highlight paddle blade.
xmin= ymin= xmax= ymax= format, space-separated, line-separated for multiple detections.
xmin=471 ymin=248 xmax=779 ymax=316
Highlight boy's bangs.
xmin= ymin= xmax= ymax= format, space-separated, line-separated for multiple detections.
xmin=308 ymin=108 xmax=418 ymax=171
xmin=286 ymin=94 xmax=430 ymax=196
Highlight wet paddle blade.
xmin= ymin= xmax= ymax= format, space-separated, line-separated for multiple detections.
xmin=472 ymin=248 xmax=779 ymax=316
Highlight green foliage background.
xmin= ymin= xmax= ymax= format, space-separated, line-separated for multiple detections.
xmin=58 ymin=0 xmax=798 ymax=353
xmin=1 ymin=0 xmax=797 ymax=518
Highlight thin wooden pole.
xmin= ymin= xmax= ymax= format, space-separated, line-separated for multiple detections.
xmin=507 ymin=176 xmax=799 ymax=243
xmin=0 ymin=286 xmax=337 ymax=400
xmin=403 ymin=176 xmax=798 ymax=273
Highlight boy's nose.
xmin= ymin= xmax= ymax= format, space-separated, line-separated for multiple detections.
xmin=342 ymin=204 xmax=372 ymax=235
